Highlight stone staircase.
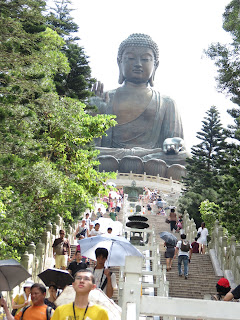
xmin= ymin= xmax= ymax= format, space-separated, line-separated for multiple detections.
xmin=145 ymin=208 xmax=221 ymax=300
xmin=72 ymin=199 xmax=221 ymax=305
xmin=166 ymin=254 xmax=220 ymax=299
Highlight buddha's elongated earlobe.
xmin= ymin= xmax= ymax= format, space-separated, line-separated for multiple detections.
xmin=149 ymin=74 xmax=155 ymax=87
xmin=118 ymin=68 xmax=125 ymax=84
xmin=117 ymin=58 xmax=125 ymax=84
xmin=149 ymin=62 xmax=159 ymax=87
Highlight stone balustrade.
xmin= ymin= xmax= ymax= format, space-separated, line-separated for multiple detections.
xmin=120 ymin=197 xmax=170 ymax=311
xmin=107 ymin=171 xmax=183 ymax=194
xmin=120 ymin=256 xmax=239 ymax=320
xmin=3 ymin=214 xmax=78 ymax=310
xmin=183 ymin=212 xmax=240 ymax=286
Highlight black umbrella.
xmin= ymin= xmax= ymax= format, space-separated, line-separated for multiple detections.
xmin=126 ymin=221 xmax=149 ymax=229
xmin=159 ymin=231 xmax=178 ymax=246
xmin=0 ymin=259 xmax=32 ymax=291
xmin=38 ymin=268 xmax=74 ymax=289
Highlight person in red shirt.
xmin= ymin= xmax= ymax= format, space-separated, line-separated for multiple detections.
xmin=191 ymin=237 xmax=200 ymax=253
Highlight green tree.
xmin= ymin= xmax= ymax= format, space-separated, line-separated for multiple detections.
xmin=179 ymin=106 xmax=228 ymax=227
xmin=46 ymin=0 xmax=96 ymax=102
xmin=205 ymin=0 xmax=240 ymax=240
xmin=199 ymin=200 xmax=221 ymax=234
xmin=0 ymin=0 xmax=116 ymax=259
xmin=47 ymin=0 xmax=79 ymax=41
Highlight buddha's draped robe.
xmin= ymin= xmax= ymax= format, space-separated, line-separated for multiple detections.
xmin=95 ymin=89 xmax=184 ymax=152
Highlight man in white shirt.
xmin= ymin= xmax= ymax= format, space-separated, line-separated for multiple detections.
xmin=89 ymin=223 xmax=102 ymax=237
xmin=75 ymin=220 xmax=88 ymax=239
xmin=174 ymin=234 xmax=192 ymax=279
xmin=90 ymin=248 xmax=117 ymax=298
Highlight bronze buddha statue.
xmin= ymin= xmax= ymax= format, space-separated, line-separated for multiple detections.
xmin=91 ymin=34 xmax=189 ymax=178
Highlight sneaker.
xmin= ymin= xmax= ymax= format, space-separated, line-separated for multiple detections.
xmin=185 ymin=275 xmax=188 ymax=279
xmin=179 ymin=274 xmax=182 ymax=277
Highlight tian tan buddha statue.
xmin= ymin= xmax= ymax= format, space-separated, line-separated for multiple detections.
xmin=91 ymin=33 xmax=190 ymax=180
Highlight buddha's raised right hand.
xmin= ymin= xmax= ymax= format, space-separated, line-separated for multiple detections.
xmin=92 ymin=81 xmax=109 ymax=103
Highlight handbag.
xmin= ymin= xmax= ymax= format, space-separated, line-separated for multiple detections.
xmin=197 ymin=231 xmax=201 ymax=239
xmin=76 ymin=228 xmax=86 ymax=239
xmin=165 ymin=218 xmax=170 ymax=224
xmin=11 ymin=309 xmax=17 ymax=316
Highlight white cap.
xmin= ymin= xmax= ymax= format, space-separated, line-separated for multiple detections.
xmin=23 ymin=280 xmax=34 ymax=288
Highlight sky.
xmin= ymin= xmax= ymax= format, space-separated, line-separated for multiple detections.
xmin=50 ymin=0 xmax=235 ymax=151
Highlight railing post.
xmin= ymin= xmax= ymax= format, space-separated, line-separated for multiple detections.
xmin=36 ymin=241 xmax=45 ymax=276
xmin=21 ymin=251 xmax=30 ymax=273
xmin=121 ymin=256 xmax=142 ymax=320
xmin=52 ymin=223 xmax=58 ymax=236
xmin=46 ymin=221 xmax=52 ymax=233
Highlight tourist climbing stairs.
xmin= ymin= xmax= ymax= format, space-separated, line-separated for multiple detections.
xmin=69 ymin=198 xmax=222 ymax=316
xmin=145 ymin=212 xmax=221 ymax=300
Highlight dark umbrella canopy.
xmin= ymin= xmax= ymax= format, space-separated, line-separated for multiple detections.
xmin=0 ymin=259 xmax=32 ymax=291
xmin=38 ymin=268 xmax=74 ymax=289
xmin=159 ymin=231 xmax=178 ymax=246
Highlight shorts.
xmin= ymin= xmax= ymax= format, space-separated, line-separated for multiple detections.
xmin=165 ymin=247 xmax=175 ymax=258
xmin=55 ymin=254 xmax=68 ymax=268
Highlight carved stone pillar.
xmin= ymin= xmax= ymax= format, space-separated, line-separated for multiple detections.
xmin=21 ymin=251 xmax=30 ymax=271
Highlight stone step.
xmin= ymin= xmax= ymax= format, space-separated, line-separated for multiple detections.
xmin=145 ymin=207 xmax=220 ymax=300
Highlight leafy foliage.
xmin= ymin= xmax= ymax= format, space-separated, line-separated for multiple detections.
xmin=46 ymin=0 xmax=79 ymax=41
xmin=0 ymin=0 xmax=116 ymax=259
xmin=199 ymin=200 xmax=221 ymax=234
xmin=179 ymin=106 xmax=229 ymax=228
xmin=205 ymin=1 xmax=240 ymax=239
xmin=46 ymin=0 xmax=96 ymax=103
xmin=206 ymin=0 xmax=240 ymax=106
xmin=190 ymin=0 xmax=240 ymax=240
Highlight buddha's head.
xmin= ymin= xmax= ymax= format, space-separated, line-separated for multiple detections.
xmin=117 ymin=33 xmax=159 ymax=86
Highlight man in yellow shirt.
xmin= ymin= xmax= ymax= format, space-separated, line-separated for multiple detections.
xmin=51 ymin=269 xmax=109 ymax=320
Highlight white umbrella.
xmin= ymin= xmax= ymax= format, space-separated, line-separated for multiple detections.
xmin=79 ymin=235 xmax=143 ymax=267
xmin=97 ymin=217 xmax=123 ymax=235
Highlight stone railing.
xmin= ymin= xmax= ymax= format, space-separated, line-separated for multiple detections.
xmin=109 ymin=171 xmax=183 ymax=193
xmin=209 ymin=220 xmax=240 ymax=286
xmin=3 ymin=215 xmax=77 ymax=310
xmin=183 ymin=212 xmax=240 ymax=286
xmin=20 ymin=215 xmax=76 ymax=280
xmin=120 ymin=256 xmax=239 ymax=320
xmin=119 ymin=197 xmax=170 ymax=307
xmin=182 ymin=211 xmax=198 ymax=243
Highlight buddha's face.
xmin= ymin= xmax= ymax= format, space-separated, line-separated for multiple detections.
xmin=119 ymin=46 xmax=157 ymax=84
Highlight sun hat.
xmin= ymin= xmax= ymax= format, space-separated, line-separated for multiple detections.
xmin=23 ymin=280 xmax=34 ymax=288
xmin=217 ymin=278 xmax=230 ymax=288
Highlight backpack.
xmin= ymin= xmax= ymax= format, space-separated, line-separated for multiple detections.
xmin=181 ymin=240 xmax=190 ymax=252
xmin=54 ymin=241 xmax=64 ymax=255
xmin=20 ymin=305 xmax=52 ymax=320
xmin=100 ymin=272 xmax=112 ymax=291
